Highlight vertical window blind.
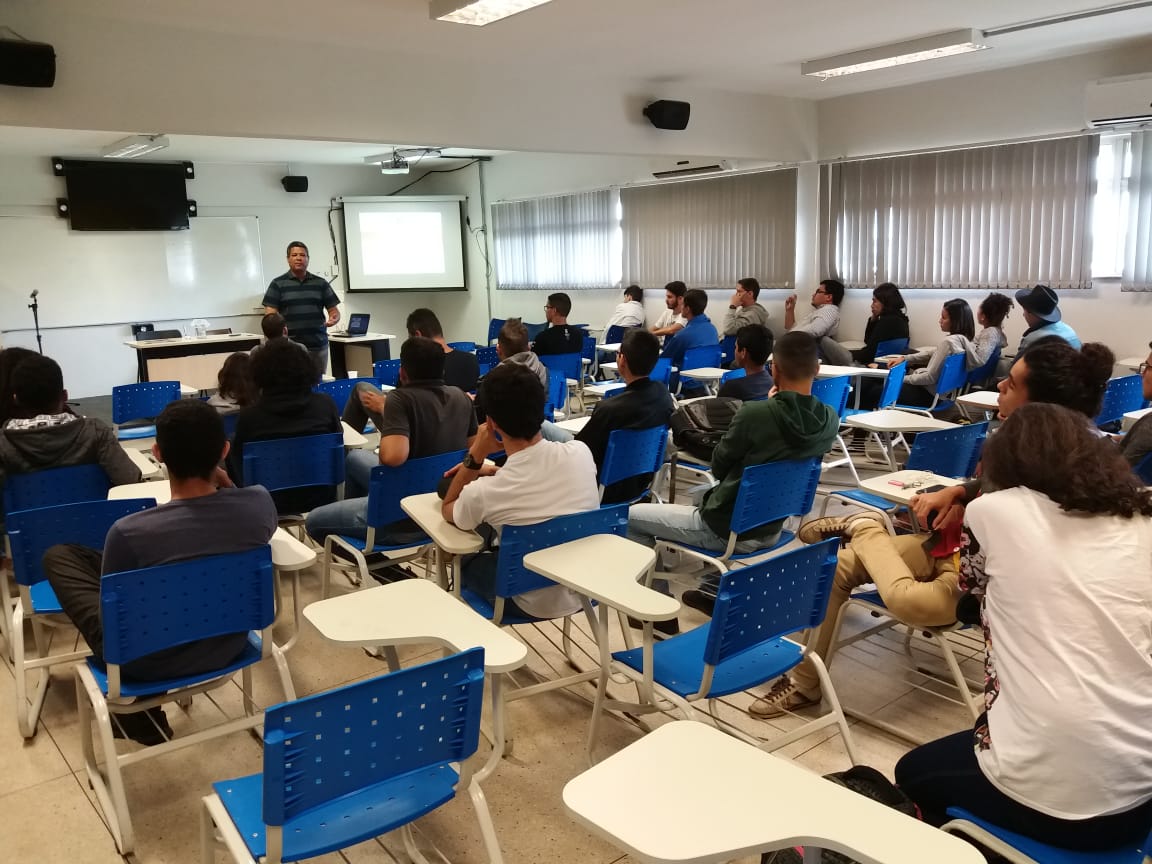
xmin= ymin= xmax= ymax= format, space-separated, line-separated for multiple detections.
xmin=620 ymin=169 xmax=797 ymax=290
xmin=491 ymin=189 xmax=617 ymax=290
xmin=1123 ymin=130 xmax=1152 ymax=292
xmin=819 ymin=136 xmax=1099 ymax=290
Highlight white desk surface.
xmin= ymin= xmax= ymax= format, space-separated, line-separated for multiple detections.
xmin=915 ymin=345 xmax=938 ymax=353
xmin=596 ymin=342 xmax=621 ymax=352
xmin=1119 ymin=356 xmax=1144 ymax=370
xmin=1123 ymin=406 xmax=1152 ymax=432
xmin=178 ymin=383 xmax=200 ymax=397
xmin=600 ymin=361 xmax=619 ymax=373
xmin=327 ymin=332 xmax=396 ymax=343
xmin=817 ymin=364 xmax=888 ymax=379
xmin=340 ymin=421 xmax=367 ymax=447
xmin=124 ymin=333 xmax=260 ymax=350
xmin=955 ymin=390 xmax=1000 ymax=411
xmin=304 ymin=579 xmax=528 ymax=673
xmin=555 ymin=416 xmax=591 ymax=434
xmin=845 ymin=409 xmax=956 ymax=433
xmin=585 ymin=382 xmax=626 ymax=398
xmin=106 ymin=481 xmax=315 ymax=569
xmin=858 ymin=470 xmax=964 ymax=504
xmin=523 ymin=535 xmax=674 ymax=621
xmin=120 ymin=445 xmax=163 ymax=479
xmin=400 ymin=492 xmax=485 ymax=556
xmin=564 ymin=721 xmax=983 ymax=864
xmin=680 ymin=367 xmax=729 ymax=381
xmin=838 ymin=340 xmax=866 ymax=351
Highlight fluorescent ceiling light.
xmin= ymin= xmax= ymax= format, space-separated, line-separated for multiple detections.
xmin=431 ymin=0 xmax=556 ymax=26
xmin=802 ymin=29 xmax=989 ymax=79
xmin=101 ymin=134 xmax=169 ymax=159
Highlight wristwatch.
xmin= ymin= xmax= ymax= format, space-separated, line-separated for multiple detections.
xmin=728 ymin=304 xmax=737 ymax=309
xmin=462 ymin=452 xmax=484 ymax=471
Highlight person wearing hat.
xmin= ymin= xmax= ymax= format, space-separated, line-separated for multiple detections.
xmin=1016 ymin=284 xmax=1081 ymax=354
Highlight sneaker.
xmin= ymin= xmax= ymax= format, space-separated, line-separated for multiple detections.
xmin=748 ymin=676 xmax=820 ymax=719
xmin=681 ymin=589 xmax=715 ymax=617
xmin=626 ymin=616 xmax=680 ymax=638
xmin=797 ymin=511 xmax=887 ymax=545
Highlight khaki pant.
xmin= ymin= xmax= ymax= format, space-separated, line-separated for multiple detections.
xmin=792 ymin=521 xmax=961 ymax=694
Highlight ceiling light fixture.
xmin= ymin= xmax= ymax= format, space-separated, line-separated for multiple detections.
xmin=801 ymin=29 xmax=989 ymax=79
xmin=430 ymin=0 xmax=556 ymax=26
xmin=100 ymin=134 xmax=170 ymax=159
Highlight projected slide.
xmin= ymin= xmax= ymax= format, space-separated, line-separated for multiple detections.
xmin=342 ymin=197 xmax=466 ymax=291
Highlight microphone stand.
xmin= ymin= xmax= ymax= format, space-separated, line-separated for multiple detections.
xmin=28 ymin=293 xmax=43 ymax=354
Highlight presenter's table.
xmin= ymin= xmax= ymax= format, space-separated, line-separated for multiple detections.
xmin=125 ymin=333 xmax=261 ymax=390
xmin=328 ymin=332 xmax=395 ymax=378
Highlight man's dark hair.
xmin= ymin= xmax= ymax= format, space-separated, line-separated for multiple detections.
xmin=684 ymin=288 xmax=708 ymax=317
xmin=0 ymin=347 xmax=41 ymax=422
xmin=979 ymin=292 xmax=1014 ymax=328
xmin=251 ymin=336 xmax=319 ymax=392
xmin=10 ymin=354 xmax=64 ymax=416
xmin=772 ymin=331 xmax=820 ymax=381
xmin=620 ymin=329 xmax=660 ymax=377
xmin=943 ymin=298 xmax=976 ymax=340
xmin=736 ymin=324 xmax=772 ymax=367
xmin=738 ymin=277 xmax=761 ymax=300
xmin=286 ymin=241 xmax=309 ymax=257
xmin=1020 ymin=340 xmax=1114 ymax=418
xmin=820 ymin=279 xmax=846 ymax=306
xmin=261 ymin=311 xmax=287 ymax=340
xmin=547 ymin=292 xmax=572 ymax=317
xmin=664 ymin=281 xmax=687 ymax=298
xmin=497 ymin=318 xmax=529 ymax=355
xmin=872 ymin=283 xmax=907 ymax=319
xmin=156 ymin=400 xmax=226 ymax=481
xmin=406 ymin=308 xmax=445 ymax=339
xmin=623 ymin=284 xmax=643 ymax=303
xmin=401 ymin=336 xmax=446 ymax=381
xmin=482 ymin=362 xmax=544 ymax=440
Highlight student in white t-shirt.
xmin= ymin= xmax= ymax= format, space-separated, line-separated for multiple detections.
xmin=895 ymin=403 xmax=1152 ymax=850
xmin=650 ymin=280 xmax=688 ymax=341
xmin=442 ymin=362 xmax=600 ymax=619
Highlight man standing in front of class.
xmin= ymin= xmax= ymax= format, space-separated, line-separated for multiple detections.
xmin=263 ymin=241 xmax=341 ymax=376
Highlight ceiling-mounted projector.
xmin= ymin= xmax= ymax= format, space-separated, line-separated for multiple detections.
xmin=378 ymin=154 xmax=410 ymax=175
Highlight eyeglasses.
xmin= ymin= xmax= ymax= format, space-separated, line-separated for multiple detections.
xmin=1141 ymin=363 xmax=1151 ymax=375
xmin=813 ymin=289 xmax=829 ymax=296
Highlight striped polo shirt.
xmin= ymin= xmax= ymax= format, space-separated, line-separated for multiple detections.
xmin=262 ymin=271 xmax=340 ymax=350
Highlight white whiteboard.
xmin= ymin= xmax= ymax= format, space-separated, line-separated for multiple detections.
xmin=0 ymin=215 xmax=264 ymax=329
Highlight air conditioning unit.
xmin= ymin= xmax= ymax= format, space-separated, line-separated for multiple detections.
xmin=652 ymin=159 xmax=734 ymax=179
xmin=1085 ymin=74 xmax=1152 ymax=128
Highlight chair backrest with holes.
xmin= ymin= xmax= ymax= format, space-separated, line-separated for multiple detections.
xmin=112 ymin=381 xmax=181 ymax=424
xmin=729 ymin=458 xmax=823 ymax=538
xmin=364 ymin=450 xmax=466 ymax=529
xmin=906 ymin=423 xmax=988 ymax=478
xmin=242 ymin=433 xmax=345 ymax=493
xmin=876 ymin=362 xmax=906 ymax=409
xmin=599 ymin=427 xmax=668 ymax=500
xmin=811 ymin=375 xmax=851 ymax=420
xmin=3 ymin=463 xmax=113 ymax=515
xmin=314 ymin=377 xmax=377 ymax=408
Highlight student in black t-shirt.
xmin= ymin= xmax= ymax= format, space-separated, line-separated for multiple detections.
xmin=717 ymin=324 xmax=774 ymax=402
xmin=532 ymin=292 xmax=585 ymax=356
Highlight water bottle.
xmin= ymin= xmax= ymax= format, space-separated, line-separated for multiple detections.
xmin=191 ymin=318 xmax=209 ymax=339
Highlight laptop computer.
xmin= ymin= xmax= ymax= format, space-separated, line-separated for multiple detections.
xmin=334 ymin=313 xmax=370 ymax=337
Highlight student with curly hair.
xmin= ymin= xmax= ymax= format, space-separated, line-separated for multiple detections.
xmin=967 ymin=292 xmax=1013 ymax=371
xmin=207 ymin=352 xmax=254 ymax=414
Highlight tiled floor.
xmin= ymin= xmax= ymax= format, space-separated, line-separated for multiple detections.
xmin=0 ymin=458 xmax=980 ymax=863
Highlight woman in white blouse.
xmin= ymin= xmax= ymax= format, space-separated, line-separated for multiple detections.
xmin=896 ymin=402 xmax=1152 ymax=850
xmin=890 ymin=298 xmax=974 ymax=407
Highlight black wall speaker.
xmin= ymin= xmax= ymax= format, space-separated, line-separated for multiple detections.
xmin=281 ymin=175 xmax=309 ymax=193
xmin=643 ymin=100 xmax=691 ymax=131
xmin=0 ymin=38 xmax=56 ymax=87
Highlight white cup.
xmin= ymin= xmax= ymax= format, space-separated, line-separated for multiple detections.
xmin=347 ymin=370 xmax=358 ymax=378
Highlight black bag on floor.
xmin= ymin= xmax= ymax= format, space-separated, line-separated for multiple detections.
xmin=669 ymin=397 xmax=742 ymax=462
xmin=761 ymin=765 xmax=919 ymax=864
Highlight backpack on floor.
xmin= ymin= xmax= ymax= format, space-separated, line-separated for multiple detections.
xmin=760 ymin=765 xmax=919 ymax=864
xmin=669 ymin=397 xmax=742 ymax=462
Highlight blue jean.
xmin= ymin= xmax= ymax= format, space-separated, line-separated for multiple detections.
xmin=540 ymin=420 xmax=574 ymax=443
xmin=345 ymin=448 xmax=378 ymax=498
xmin=304 ymin=449 xmax=425 ymax=546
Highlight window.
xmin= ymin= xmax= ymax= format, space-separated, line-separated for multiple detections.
xmin=1122 ymin=129 xmax=1152 ymax=292
xmin=491 ymin=189 xmax=619 ymax=290
xmin=1093 ymin=133 xmax=1130 ymax=279
xmin=819 ymin=136 xmax=1099 ymax=290
xmin=620 ymin=169 xmax=797 ymax=289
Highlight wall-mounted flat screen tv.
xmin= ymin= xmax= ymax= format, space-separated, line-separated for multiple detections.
xmin=53 ymin=158 xmax=196 ymax=231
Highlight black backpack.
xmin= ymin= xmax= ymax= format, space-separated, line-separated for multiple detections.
xmin=669 ymin=397 xmax=743 ymax=462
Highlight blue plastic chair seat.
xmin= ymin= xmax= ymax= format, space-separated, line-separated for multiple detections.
xmin=214 ymin=764 xmax=461 ymax=862
xmin=826 ymin=489 xmax=900 ymax=512
xmin=117 ymin=425 xmax=157 ymax=441
xmin=84 ymin=632 xmax=264 ymax=699
xmin=613 ymin=624 xmax=804 ymax=698
xmin=28 ymin=580 xmax=65 ymax=615
xmin=944 ymin=808 xmax=1145 ymax=864
xmin=671 ymin=529 xmax=796 ymax=563
xmin=331 ymin=532 xmax=431 ymax=557
xmin=460 ymin=588 xmax=551 ymax=626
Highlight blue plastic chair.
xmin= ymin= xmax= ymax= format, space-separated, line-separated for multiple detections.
xmin=241 ymin=432 xmax=345 ymax=499
xmin=112 ymin=380 xmax=180 ymax=440
xmin=447 ymin=341 xmax=477 ymax=353
xmin=599 ymin=426 xmax=669 ymax=504
xmin=675 ymin=344 xmax=723 ymax=395
xmin=2 ymin=463 xmax=112 ymax=515
xmin=965 ymin=345 xmax=1002 ymax=391
xmin=476 ymin=345 xmax=499 ymax=377
xmin=719 ymin=334 xmax=737 ymax=366
xmin=894 ymin=351 xmax=968 ymax=415
xmin=874 ymin=337 xmax=910 ymax=357
xmin=76 ymin=545 xmax=295 ymax=854
xmin=318 ymin=450 xmax=466 ymax=596
xmin=721 ymin=368 xmax=746 ymax=384
xmin=201 ymin=649 xmax=495 ymax=864
xmin=487 ymin=317 xmax=506 ymax=345
xmin=845 ymin=361 xmax=905 ymax=417
xmin=541 ymin=352 xmax=583 ymax=415
xmin=525 ymin=322 xmax=548 ymax=342
xmin=943 ymin=808 xmax=1152 ymax=864
xmin=597 ymin=539 xmax=859 ymax=761
xmin=373 ymin=358 xmax=401 ymax=387
xmin=581 ymin=334 xmax=598 ymax=383
xmin=811 ymin=375 xmax=860 ymax=485
xmin=314 ymin=377 xmax=377 ymax=411
xmin=650 ymin=358 xmax=673 ymax=387
xmin=544 ymin=368 xmax=569 ymax=421
xmin=603 ymin=324 xmax=633 ymax=347
xmin=6 ymin=498 xmax=155 ymax=738
xmin=1096 ymin=375 xmax=1145 ymax=428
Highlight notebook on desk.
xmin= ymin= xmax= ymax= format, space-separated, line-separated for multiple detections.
xmin=332 ymin=313 xmax=370 ymax=337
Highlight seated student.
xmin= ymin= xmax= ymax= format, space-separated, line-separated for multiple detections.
xmin=226 ymin=337 xmax=341 ymax=514
xmin=541 ymin=330 xmax=676 ymax=504
xmin=442 ymin=363 xmax=599 ymax=619
xmin=474 ymin=319 xmax=549 ymax=425
xmin=968 ymin=292 xmax=1013 ymax=371
xmin=895 ymin=404 xmax=1152 ymax=850
xmin=785 ymin=278 xmax=843 ymax=340
xmin=533 ymin=292 xmax=585 ymax=356
xmin=44 ymin=400 xmax=277 ymax=744
xmin=0 ymin=346 xmax=40 ymax=426
xmin=1016 ymin=284 xmax=1081 ymax=353
xmin=341 ymin=308 xmax=479 ymax=435
xmin=717 ymin=325 xmax=774 ymax=401
xmin=0 ymin=354 xmax=141 ymax=518
xmin=605 ymin=284 xmax=646 ymax=331
xmin=629 ymin=332 xmax=839 ymax=626
xmin=305 ymin=336 xmax=477 ymax=544
xmin=1121 ymin=341 xmax=1152 ymax=468
xmin=249 ymin=312 xmax=303 ymax=360
xmin=889 ymin=298 xmax=975 ymax=407
xmin=851 ymin=283 xmax=910 ymax=366
xmin=207 ymin=352 xmax=254 ymax=414
xmin=759 ymin=340 xmax=1120 ymax=718
xmin=722 ymin=277 xmax=771 ymax=336
xmin=651 ymin=281 xmax=688 ymax=341
xmin=662 ymin=288 xmax=719 ymax=397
